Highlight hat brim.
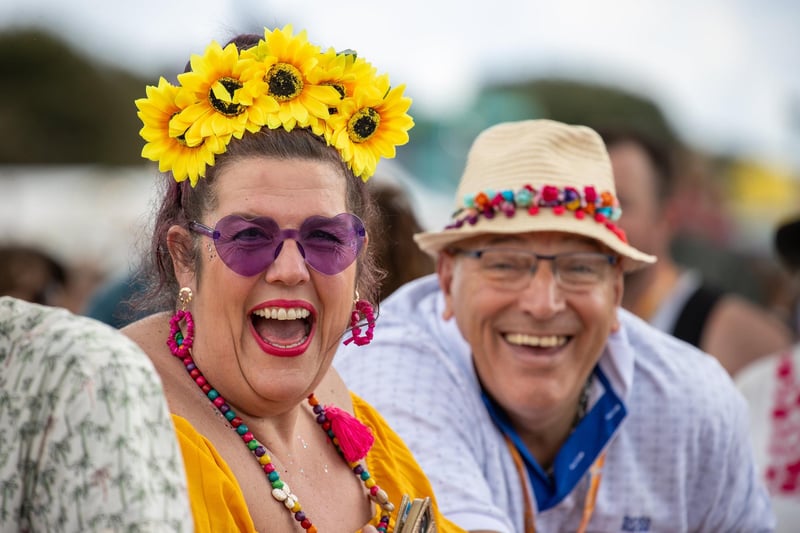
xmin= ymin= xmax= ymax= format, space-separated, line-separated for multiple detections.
xmin=414 ymin=210 xmax=656 ymax=272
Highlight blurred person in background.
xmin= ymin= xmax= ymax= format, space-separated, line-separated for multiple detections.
xmin=600 ymin=127 xmax=792 ymax=376
xmin=83 ymin=270 xmax=148 ymax=328
xmin=736 ymin=215 xmax=800 ymax=533
xmin=368 ymin=168 xmax=435 ymax=301
xmin=0 ymin=243 xmax=68 ymax=307
xmin=0 ymin=295 xmax=192 ymax=531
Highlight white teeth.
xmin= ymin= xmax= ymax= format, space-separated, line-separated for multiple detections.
xmin=268 ymin=338 xmax=306 ymax=349
xmin=505 ymin=333 xmax=568 ymax=348
xmin=252 ymin=307 xmax=310 ymax=320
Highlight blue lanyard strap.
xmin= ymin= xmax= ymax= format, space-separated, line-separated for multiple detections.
xmin=481 ymin=366 xmax=626 ymax=511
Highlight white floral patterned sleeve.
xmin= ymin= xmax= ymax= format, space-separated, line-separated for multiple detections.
xmin=0 ymin=296 xmax=192 ymax=532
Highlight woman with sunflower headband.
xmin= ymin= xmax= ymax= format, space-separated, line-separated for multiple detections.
xmin=124 ymin=26 xmax=462 ymax=533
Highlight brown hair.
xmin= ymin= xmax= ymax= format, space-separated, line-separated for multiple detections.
xmin=596 ymin=127 xmax=676 ymax=205
xmin=368 ymin=178 xmax=434 ymax=300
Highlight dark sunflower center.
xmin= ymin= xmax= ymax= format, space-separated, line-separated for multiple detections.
xmin=266 ymin=63 xmax=304 ymax=101
xmin=329 ymin=82 xmax=346 ymax=99
xmin=172 ymin=112 xmax=190 ymax=146
xmin=209 ymin=77 xmax=245 ymax=117
xmin=325 ymin=82 xmax=346 ymax=114
xmin=347 ymin=108 xmax=380 ymax=143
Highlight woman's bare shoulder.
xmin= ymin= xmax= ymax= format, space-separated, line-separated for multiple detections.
xmin=122 ymin=311 xmax=197 ymax=412
xmin=122 ymin=312 xmax=171 ymax=353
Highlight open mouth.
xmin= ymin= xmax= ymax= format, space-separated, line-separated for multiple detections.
xmin=251 ymin=306 xmax=313 ymax=355
xmin=504 ymin=333 xmax=570 ymax=349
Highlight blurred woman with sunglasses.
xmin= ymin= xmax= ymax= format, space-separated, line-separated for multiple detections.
xmin=122 ymin=27 xmax=459 ymax=533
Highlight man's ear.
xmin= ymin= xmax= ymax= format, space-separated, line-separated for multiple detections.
xmin=166 ymin=225 xmax=197 ymax=288
xmin=437 ymin=252 xmax=455 ymax=321
xmin=610 ymin=267 xmax=624 ymax=333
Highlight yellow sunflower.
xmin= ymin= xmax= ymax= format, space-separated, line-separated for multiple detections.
xmin=170 ymin=40 xmax=274 ymax=147
xmin=136 ymin=77 xmax=229 ymax=186
xmin=311 ymin=48 xmax=379 ymax=139
xmin=240 ymin=25 xmax=340 ymax=131
xmin=329 ymin=74 xmax=414 ymax=181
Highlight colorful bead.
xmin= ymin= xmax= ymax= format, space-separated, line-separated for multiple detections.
xmin=516 ymin=188 xmax=533 ymax=207
xmin=343 ymin=299 xmax=376 ymax=346
xmin=167 ymin=309 xmax=194 ymax=356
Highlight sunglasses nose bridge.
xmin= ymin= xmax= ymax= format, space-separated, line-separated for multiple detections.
xmin=273 ymin=238 xmax=306 ymax=260
xmin=271 ymin=227 xmax=308 ymax=274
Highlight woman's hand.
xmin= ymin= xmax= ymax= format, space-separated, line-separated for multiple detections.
xmin=360 ymin=525 xmax=379 ymax=533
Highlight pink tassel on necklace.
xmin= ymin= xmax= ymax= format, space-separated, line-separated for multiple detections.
xmin=324 ymin=405 xmax=375 ymax=462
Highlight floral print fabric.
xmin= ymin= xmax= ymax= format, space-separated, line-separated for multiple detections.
xmin=0 ymin=296 xmax=192 ymax=532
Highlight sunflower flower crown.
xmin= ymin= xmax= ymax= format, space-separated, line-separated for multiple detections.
xmin=135 ymin=25 xmax=414 ymax=186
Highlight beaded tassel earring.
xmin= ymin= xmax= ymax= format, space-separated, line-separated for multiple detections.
xmin=167 ymin=287 xmax=194 ymax=357
xmin=343 ymin=291 xmax=375 ymax=346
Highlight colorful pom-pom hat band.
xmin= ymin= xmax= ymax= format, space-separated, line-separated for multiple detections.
xmin=414 ymin=119 xmax=657 ymax=272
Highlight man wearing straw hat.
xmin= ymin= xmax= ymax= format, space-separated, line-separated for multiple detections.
xmin=336 ymin=119 xmax=773 ymax=532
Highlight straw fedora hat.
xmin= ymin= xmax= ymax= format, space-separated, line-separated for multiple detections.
xmin=414 ymin=119 xmax=656 ymax=271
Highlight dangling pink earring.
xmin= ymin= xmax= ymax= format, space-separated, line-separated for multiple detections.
xmin=343 ymin=291 xmax=375 ymax=346
xmin=167 ymin=287 xmax=194 ymax=358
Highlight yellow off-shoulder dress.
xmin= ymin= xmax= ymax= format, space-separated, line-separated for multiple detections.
xmin=173 ymin=392 xmax=464 ymax=532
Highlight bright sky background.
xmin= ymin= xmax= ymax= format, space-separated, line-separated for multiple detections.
xmin=3 ymin=0 xmax=800 ymax=172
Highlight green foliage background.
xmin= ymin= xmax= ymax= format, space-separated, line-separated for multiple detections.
xmin=0 ymin=29 xmax=148 ymax=165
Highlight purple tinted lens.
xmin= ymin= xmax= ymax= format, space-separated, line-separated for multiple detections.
xmin=299 ymin=214 xmax=366 ymax=275
xmin=210 ymin=213 xmax=365 ymax=276
xmin=213 ymin=215 xmax=281 ymax=277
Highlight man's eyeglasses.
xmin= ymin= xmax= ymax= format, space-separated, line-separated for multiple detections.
xmin=452 ymin=248 xmax=619 ymax=291
xmin=190 ymin=213 xmax=365 ymax=277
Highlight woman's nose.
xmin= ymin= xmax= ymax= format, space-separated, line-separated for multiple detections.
xmin=264 ymin=239 xmax=310 ymax=285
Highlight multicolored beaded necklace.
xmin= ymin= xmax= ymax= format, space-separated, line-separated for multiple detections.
xmin=168 ymin=306 xmax=395 ymax=532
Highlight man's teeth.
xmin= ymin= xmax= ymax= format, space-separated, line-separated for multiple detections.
xmin=252 ymin=307 xmax=310 ymax=320
xmin=505 ymin=333 xmax=567 ymax=348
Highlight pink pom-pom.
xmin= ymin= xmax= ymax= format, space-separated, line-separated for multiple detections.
xmin=324 ymin=405 xmax=374 ymax=462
